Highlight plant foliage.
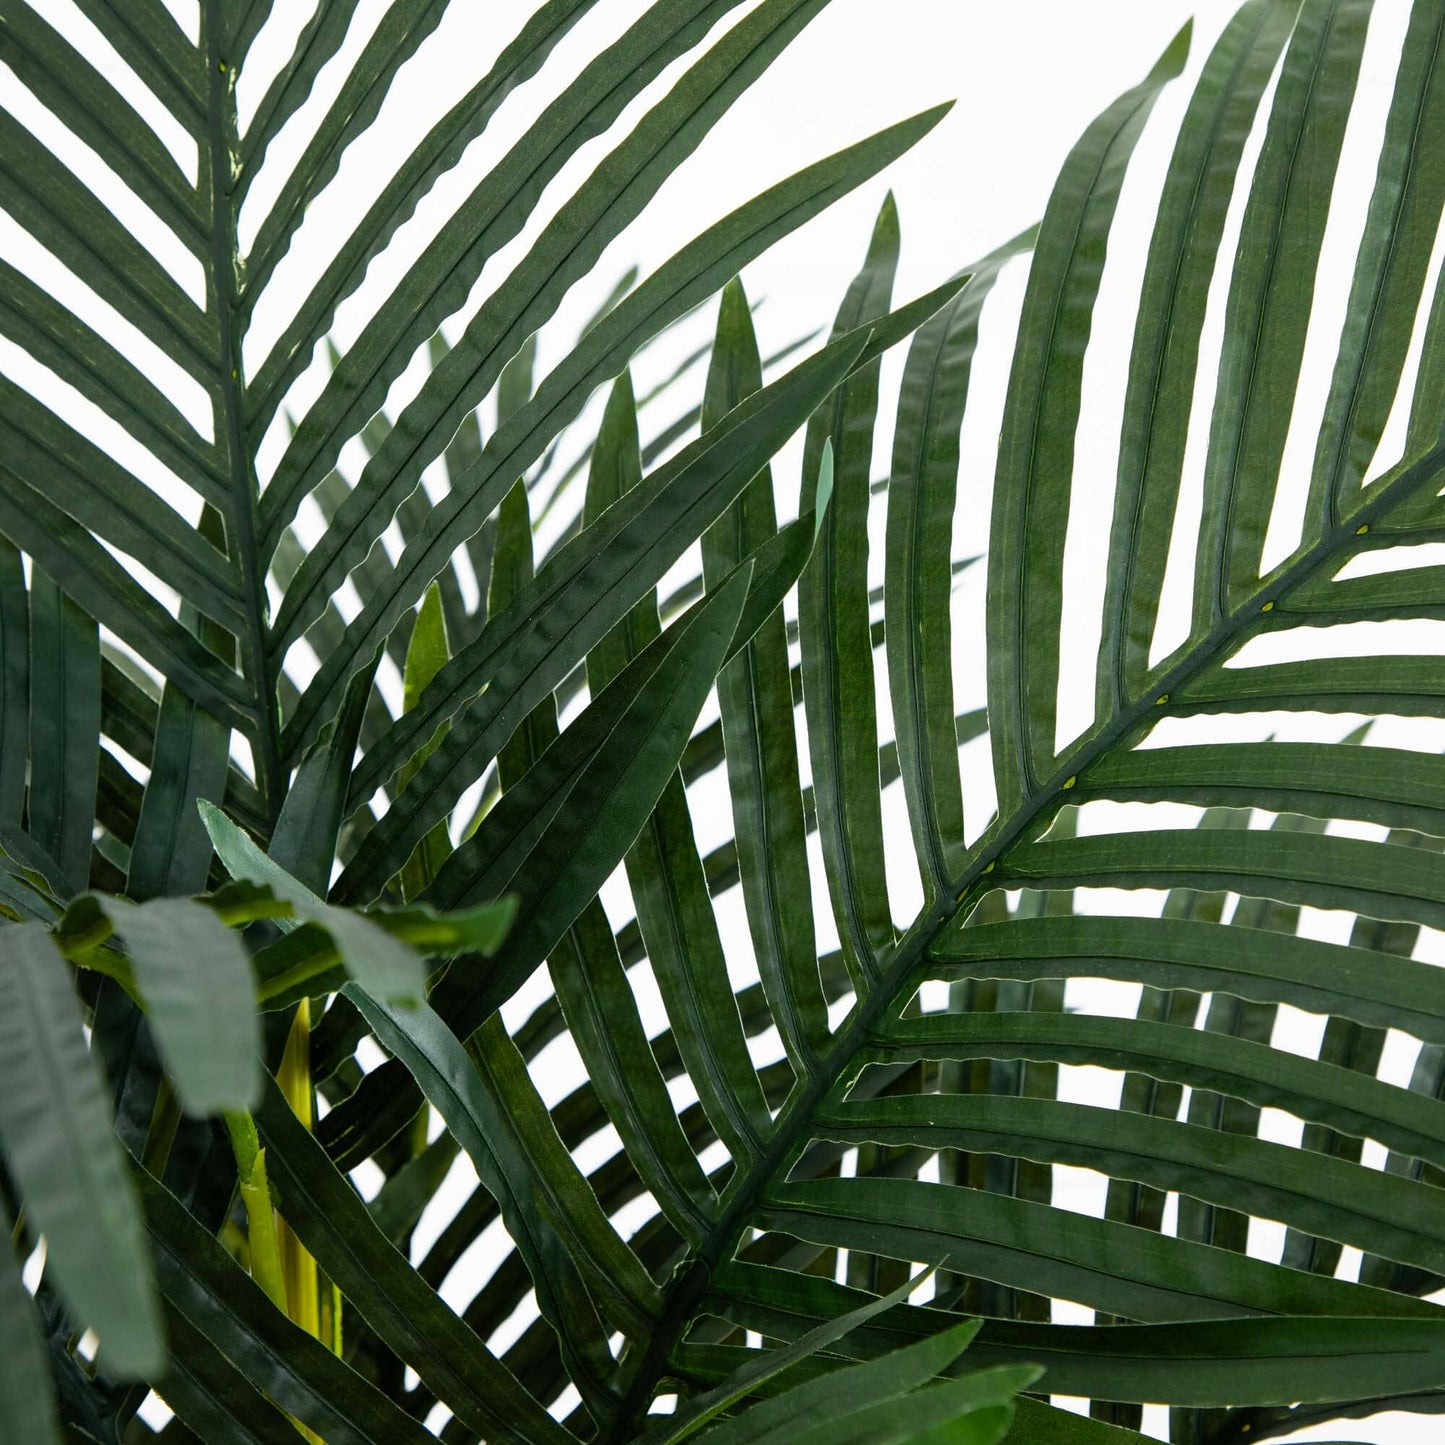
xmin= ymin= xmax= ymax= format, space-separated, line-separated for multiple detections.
xmin=7 ymin=0 xmax=1445 ymax=1441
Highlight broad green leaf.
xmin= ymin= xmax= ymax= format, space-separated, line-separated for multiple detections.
xmin=250 ymin=895 xmax=517 ymax=1010
xmin=0 ymin=828 xmax=65 ymax=922
xmin=0 ymin=924 xmax=161 ymax=1375
xmin=1007 ymin=1400 xmax=1157 ymax=1444
xmin=98 ymin=897 xmax=260 ymax=1115
xmin=151 ymin=1306 xmax=303 ymax=1445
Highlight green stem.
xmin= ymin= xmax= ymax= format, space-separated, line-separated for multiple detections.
xmin=224 ymin=1111 xmax=288 ymax=1313
xmin=210 ymin=896 xmax=295 ymax=928
xmin=141 ymin=1077 xmax=183 ymax=1179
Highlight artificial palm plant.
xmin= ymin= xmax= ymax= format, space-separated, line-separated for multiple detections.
xmin=9 ymin=0 xmax=1445 ymax=1440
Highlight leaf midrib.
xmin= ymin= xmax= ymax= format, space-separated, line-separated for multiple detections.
xmin=604 ymin=435 xmax=1445 ymax=1438
xmin=203 ymin=0 xmax=281 ymax=818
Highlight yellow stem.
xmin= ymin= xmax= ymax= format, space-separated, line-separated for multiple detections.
xmin=223 ymin=1112 xmax=288 ymax=1314
xmin=275 ymin=1001 xmax=332 ymax=1443
xmin=276 ymin=1000 xmax=321 ymax=1340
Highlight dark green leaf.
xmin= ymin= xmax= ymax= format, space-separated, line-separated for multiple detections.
xmin=136 ymin=1164 xmax=436 ymax=1444
xmin=251 ymin=1075 xmax=573 ymax=1443
xmin=0 ymin=1203 xmax=59 ymax=1444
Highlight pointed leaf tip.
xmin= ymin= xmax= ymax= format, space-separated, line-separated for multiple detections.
xmin=874 ymin=188 xmax=902 ymax=247
xmin=886 ymin=100 xmax=956 ymax=149
xmin=814 ymin=437 xmax=835 ymax=538
xmin=720 ymin=274 xmax=751 ymax=323
xmin=1156 ymin=19 xmax=1192 ymax=79
xmin=607 ymin=366 xmax=637 ymax=415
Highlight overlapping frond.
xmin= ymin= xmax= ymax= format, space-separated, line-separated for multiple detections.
xmin=12 ymin=0 xmax=1445 ymax=1441
xmin=628 ymin=3 xmax=1445 ymax=1439
xmin=0 ymin=0 xmax=968 ymax=1436
xmin=361 ymin=3 xmax=1445 ymax=1440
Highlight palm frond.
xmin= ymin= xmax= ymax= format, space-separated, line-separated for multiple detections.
xmin=13 ymin=0 xmax=1445 ymax=1440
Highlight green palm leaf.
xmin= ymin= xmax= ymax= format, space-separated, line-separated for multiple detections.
xmin=15 ymin=0 xmax=1445 ymax=1440
xmin=3 ymin=0 xmax=961 ymax=1423
xmin=0 ymin=924 xmax=162 ymax=1376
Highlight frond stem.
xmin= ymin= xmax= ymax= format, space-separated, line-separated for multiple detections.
xmin=203 ymin=1 xmax=284 ymax=823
